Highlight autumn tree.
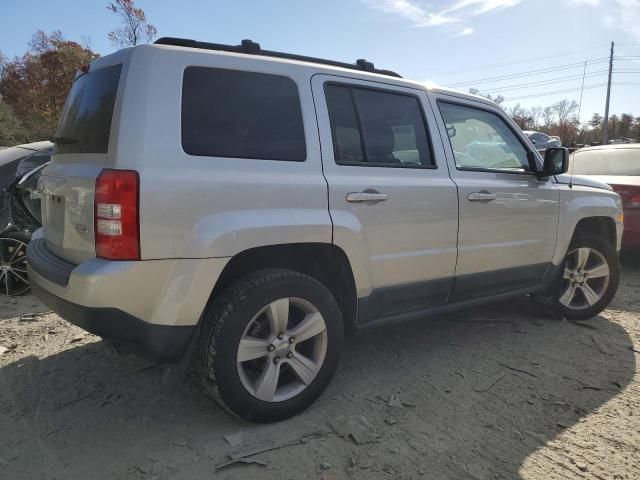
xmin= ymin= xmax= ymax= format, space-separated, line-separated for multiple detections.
xmin=0 ymin=31 xmax=98 ymax=141
xmin=107 ymin=0 xmax=157 ymax=47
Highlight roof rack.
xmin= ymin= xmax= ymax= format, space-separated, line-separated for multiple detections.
xmin=154 ymin=37 xmax=402 ymax=78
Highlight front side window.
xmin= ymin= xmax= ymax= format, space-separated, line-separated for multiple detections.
xmin=325 ymin=84 xmax=433 ymax=167
xmin=182 ymin=67 xmax=306 ymax=161
xmin=439 ymin=102 xmax=530 ymax=172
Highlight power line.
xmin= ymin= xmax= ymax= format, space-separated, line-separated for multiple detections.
xmin=446 ymin=58 xmax=609 ymax=87
xmin=479 ymin=70 xmax=609 ymax=94
xmin=504 ymin=83 xmax=609 ymax=101
xmin=436 ymin=46 xmax=609 ymax=78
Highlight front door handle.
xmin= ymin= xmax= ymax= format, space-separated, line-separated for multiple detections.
xmin=346 ymin=191 xmax=388 ymax=203
xmin=467 ymin=191 xmax=497 ymax=202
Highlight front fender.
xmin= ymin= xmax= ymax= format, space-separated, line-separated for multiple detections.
xmin=553 ymin=185 xmax=623 ymax=264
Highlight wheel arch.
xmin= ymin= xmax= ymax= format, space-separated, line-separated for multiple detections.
xmin=208 ymin=243 xmax=358 ymax=333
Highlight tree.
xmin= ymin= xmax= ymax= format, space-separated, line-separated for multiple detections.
xmin=107 ymin=0 xmax=157 ymax=47
xmin=542 ymin=107 xmax=555 ymax=129
xmin=0 ymin=31 xmax=98 ymax=141
xmin=619 ymin=113 xmax=634 ymax=139
xmin=552 ymin=100 xmax=578 ymax=126
xmin=529 ymin=106 xmax=543 ymax=129
xmin=0 ymin=99 xmax=28 ymax=146
xmin=468 ymin=88 xmax=505 ymax=108
xmin=589 ymin=113 xmax=603 ymax=129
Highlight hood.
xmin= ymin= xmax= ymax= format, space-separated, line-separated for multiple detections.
xmin=555 ymin=174 xmax=613 ymax=191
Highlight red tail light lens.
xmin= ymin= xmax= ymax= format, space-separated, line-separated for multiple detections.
xmin=94 ymin=169 xmax=140 ymax=260
xmin=627 ymin=193 xmax=640 ymax=209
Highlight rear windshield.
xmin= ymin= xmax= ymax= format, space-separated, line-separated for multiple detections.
xmin=181 ymin=67 xmax=306 ymax=161
xmin=570 ymin=148 xmax=640 ymax=175
xmin=53 ymin=64 xmax=122 ymax=155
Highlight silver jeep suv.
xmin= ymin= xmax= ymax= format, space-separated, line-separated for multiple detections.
xmin=27 ymin=38 xmax=624 ymax=422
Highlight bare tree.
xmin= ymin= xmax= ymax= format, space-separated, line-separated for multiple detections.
xmin=529 ymin=106 xmax=543 ymax=129
xmin=506 ymin=102 xmax=525 ymax=119
xmin=107 ymin=0 xmax=157 ymax=47
xmin=468 ymin=88 xmax=505 ymax=108
xmin=542 ymin=106 xmax=555 ymax=128
xmin=552 ymin=100 xmax=578 ymax=126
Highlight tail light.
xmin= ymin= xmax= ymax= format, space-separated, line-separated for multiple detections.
xmin=94 ymin=169 xmax=140 ymax=260
xmin=611 ymin=185 xmax=640 ymax=210
xmin=627 ymin=193 xmax=640 ymax=209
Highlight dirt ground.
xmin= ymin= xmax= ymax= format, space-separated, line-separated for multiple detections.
xmin=1 ymin=257 xmax=640 ymax=480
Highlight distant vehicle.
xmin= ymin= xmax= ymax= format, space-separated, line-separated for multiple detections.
xmin=609 ymin=137 xmax=635 ymax=145
xmin=570 ymin=144 xmax=640 ymax=250
xmin=523 ymin=131 xmax=562 ymax=150
xmin=0 ymin=141 xmax=52 ymax=295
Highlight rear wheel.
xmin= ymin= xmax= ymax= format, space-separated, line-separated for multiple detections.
xmin=543 ymin=233 xmax=619 ymax=320
xmin=198 ymin=269 xmax=344 ymax=422
xmin=0 ymin=232 xmax=30 ymax=296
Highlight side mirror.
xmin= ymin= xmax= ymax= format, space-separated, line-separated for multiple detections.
xmin=542 ymin=147 xmax=569 ymax=177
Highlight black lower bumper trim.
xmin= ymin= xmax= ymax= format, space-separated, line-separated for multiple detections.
xmin=31 ymin=282 xmax=195 ymax=361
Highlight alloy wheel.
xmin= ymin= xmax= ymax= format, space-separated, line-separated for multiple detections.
xmin=236 ymin=297 xmax=328 ymax=402
xmin=559 ymin=247 xmax=610 ymax=310
xmin=0 ymin=237 xmax=30 ymax=296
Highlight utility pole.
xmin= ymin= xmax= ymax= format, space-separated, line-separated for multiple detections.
xmin=602 ymin=41 xmax=614 ymax=144
xmin=577 ymin=60 xmax=587 ymax=128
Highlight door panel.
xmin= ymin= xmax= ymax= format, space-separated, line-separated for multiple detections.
xmin=430 ymin=94 xmax=560 ymax=300
xmin=312 ymin=75 xmax=458 ymax=320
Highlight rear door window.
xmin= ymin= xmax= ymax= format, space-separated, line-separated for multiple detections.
xmin=181 ymin=67 xmax=306 ymax=161
xmin=325 ymin=84 xmax=434 ymax=167
xmin=54 ymin=64 xmax=122 ymax=155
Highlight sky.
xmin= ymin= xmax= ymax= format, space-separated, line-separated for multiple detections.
xmin=2 ymin=0 xmax=640 ymax=124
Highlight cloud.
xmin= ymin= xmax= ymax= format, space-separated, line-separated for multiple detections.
xmin=361 ymin=0 xmax=521 ymax=29
xmin=361 ymin=0 xmax=459 ymax=27
xmin=568 ymin=0 xmax=600 ymax=5
xmin=443 ymin=0 xmax=523 ymax=16
xmin=454 ymin=27 xmax=475 ymax=36
xmin=568 ymin=0 xmax=640 ymax=42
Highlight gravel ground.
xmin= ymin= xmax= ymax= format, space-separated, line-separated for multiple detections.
xmin=1 ymin=256 xmax=639 ymax=480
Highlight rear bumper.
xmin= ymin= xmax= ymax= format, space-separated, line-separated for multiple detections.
xmin=27 ymin=237 xmax=229 ymax=361
xmin=31 ymin=281 xmax=193 ymax=360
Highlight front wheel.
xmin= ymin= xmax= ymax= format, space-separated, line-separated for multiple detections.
xmin=542 ymin=233 xmax=619 ymax=321
xmin=197 ymin=269 xmax=344 ymax=422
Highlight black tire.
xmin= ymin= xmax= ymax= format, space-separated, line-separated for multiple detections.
xmin=538 ymin=233 xmax=619 ymax=321
xmin=198 ymin=269 xmax=344 ymax=422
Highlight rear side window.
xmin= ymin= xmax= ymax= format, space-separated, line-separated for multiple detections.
xmin=325 ymin=84 xmax=434 ymax=168
xmin=182 ymin=67 xmax=306 ymax=161
xmin=54 ymin=64 xmax=122 ymax=155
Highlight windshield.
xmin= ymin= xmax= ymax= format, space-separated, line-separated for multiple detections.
xmin=570 ymin=148 xmax=640 ymax=176
xmin=53 ymin=64 xmax=122 ymax=155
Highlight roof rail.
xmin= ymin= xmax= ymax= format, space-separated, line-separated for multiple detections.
xmin=154 ymin=37 xmax=402 ymax=78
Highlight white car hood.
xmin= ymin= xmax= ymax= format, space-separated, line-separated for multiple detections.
xmin=555 ymin=174 xmax=613 ymax=191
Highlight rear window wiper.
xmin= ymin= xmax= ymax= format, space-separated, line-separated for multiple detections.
xmin=51 ymin=136 xmax=79 ymax=145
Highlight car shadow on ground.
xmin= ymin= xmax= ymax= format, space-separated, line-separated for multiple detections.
xmin=0 ymin=294 xmax=636 ymax=480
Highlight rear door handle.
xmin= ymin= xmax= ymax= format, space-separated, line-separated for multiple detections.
xmin=346 ymin=191 xmax=388 ymax=203
xmin=467 ymin=191 xmax=497 ymax=202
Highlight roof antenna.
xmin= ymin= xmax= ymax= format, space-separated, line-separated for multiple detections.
xmin=568 ymin=149 xmax=574 ymax=189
